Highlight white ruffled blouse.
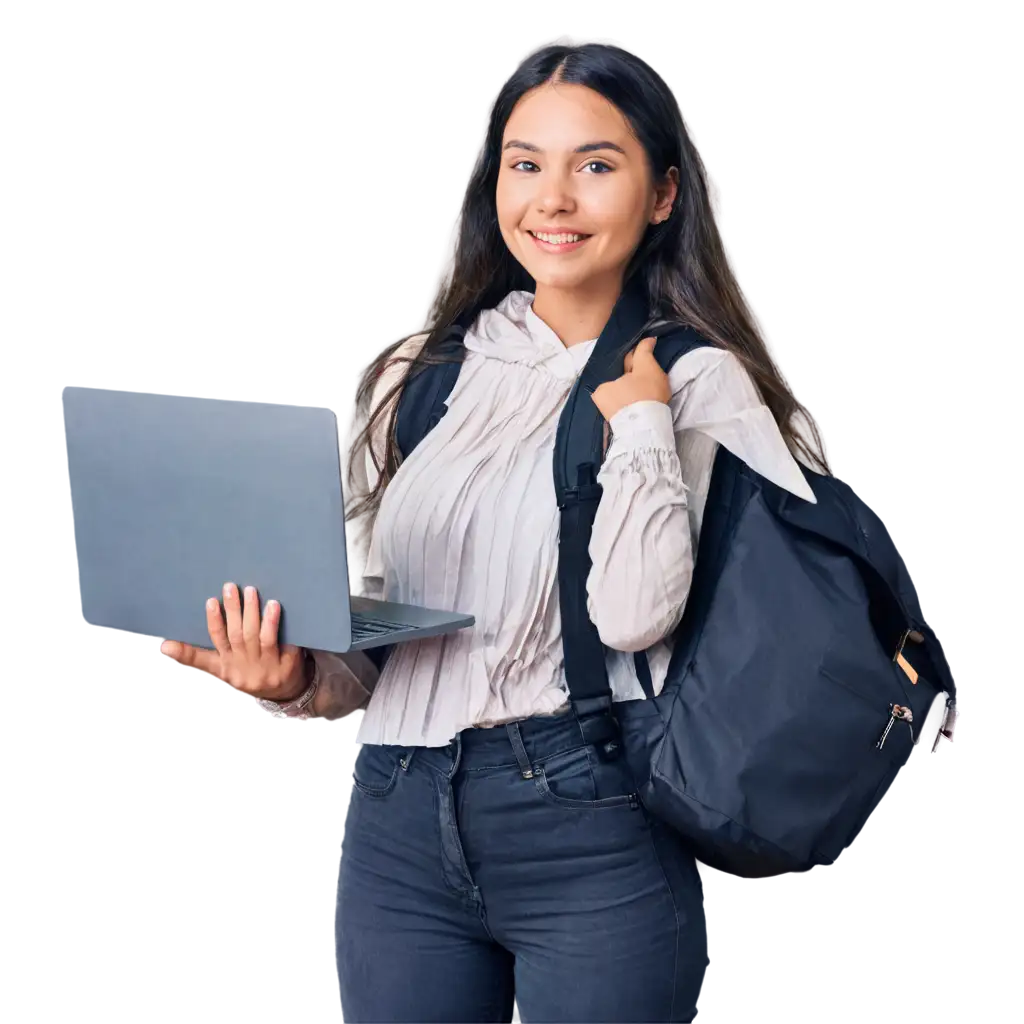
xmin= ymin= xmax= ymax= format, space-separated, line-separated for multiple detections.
xmin=282 ymin=289 xmax=818 ymax=747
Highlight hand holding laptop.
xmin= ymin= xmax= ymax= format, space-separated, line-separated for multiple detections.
xmin=159 ymin=581 xmax=311 ymax=703
xmin=62 ymin=386 xmax=475 ymax=661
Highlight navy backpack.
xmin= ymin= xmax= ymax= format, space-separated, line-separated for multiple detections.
xmin=382 ymin=274 xmax=959 ymax=877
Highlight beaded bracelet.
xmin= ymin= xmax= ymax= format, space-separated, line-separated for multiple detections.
xmin=257 ymin=650 xmax=320 ymax=719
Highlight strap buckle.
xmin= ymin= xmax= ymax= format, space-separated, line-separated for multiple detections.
xmin=557 ymin=462 xmax=603 ymax=509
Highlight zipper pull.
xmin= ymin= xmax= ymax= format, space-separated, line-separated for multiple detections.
xmin=876 ymin=703 xmax=914 ymax=750
xmin=931 ymin=698 xmax=959 ymax=752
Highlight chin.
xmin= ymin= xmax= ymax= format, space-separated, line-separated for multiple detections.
xmin=525 ymin=265 xmax=599 ymax=290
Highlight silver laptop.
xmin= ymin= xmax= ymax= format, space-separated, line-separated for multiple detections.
xmin=62 ymin=386 xmax=475 ymax=653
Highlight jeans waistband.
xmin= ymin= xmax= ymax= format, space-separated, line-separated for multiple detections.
xmin=432 ymin=708 xmax=593 ymax=770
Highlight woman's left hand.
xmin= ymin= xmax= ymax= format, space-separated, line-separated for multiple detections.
xmin=590 ymin=336 xmax=671 ymax=422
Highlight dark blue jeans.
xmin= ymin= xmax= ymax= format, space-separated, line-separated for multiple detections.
xmin=335 ymin=709 xmax=709 ymax=1022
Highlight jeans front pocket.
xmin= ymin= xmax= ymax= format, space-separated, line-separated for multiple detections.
xmin=352 ymin=744 xmax=402 ymax=799
xmin=533 ymin=744 xmax=639 ymax=811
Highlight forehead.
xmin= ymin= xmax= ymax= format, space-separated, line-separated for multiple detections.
xmin=502 ymin=82 xmax=635 ymax=149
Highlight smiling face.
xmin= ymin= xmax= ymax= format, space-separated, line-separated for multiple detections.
xmin=496 ymin=81 xmax=677 ymax=296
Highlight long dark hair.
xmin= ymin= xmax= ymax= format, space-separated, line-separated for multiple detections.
xmin=346 ymin=40 xmax=830 ymax=526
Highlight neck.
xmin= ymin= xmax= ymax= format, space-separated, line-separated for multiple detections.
xmin=531 ymin=275 xmax=624 ymax=349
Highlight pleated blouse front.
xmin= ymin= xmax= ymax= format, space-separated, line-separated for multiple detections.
xmin=331 ymin=289 xmax=817 ymax=748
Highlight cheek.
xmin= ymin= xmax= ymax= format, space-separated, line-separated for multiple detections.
xmin=590 ymin=189 xmax=648 ymax=242
xmin=495 ymin=211 xmax=520 ymax=254
xmin=494 ymin=176 xmax=522 ymax=229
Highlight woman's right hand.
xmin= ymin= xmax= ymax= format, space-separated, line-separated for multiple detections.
xmin=159 ymin=582 xmax=309 ymax=703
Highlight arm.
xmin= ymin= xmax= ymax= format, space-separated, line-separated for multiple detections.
xmin=586 ymin=347 xmax=817 ymax=652
xmin=259 ymin=333 xmax=432 ymax=718
xmin=586 ymin=398 xmax=693 ymax=652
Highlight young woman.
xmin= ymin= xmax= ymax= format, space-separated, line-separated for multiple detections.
xmin=161 ymin=41 xmax=829 ymax=1023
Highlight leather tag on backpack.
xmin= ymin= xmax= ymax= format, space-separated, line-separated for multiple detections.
xmin=896 ymin=650 xmax=919 ymax=684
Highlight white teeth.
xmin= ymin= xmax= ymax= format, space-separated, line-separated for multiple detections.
xmin=532 ymin=231 xmax=587 ymax=244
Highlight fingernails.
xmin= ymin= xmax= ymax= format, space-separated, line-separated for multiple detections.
xmin=207 ymin=598 xmax=218 ymax=612
xmin=245 ymin=586 xmax=255 ymax=601
xmin=269 ymin=600 xmax=279 ymax=614
xmin=160 ymin=641 xmax=172 ymax=655
xmin=223 ymin=582 xmax=233 ymax=599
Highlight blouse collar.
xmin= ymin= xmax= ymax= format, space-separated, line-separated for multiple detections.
xmin=465 ymin=289 xmax=598 ymax=380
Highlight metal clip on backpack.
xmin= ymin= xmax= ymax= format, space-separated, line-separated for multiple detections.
xmin=389 ymin=274 xmax=959 ymax=878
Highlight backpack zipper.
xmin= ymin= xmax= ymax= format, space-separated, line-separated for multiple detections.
xmin=875 ymin=703 xmax=914 ymax=750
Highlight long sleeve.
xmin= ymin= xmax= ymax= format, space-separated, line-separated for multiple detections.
xmin=586 ymin=399 xmax=692 ymax=652
xmin=586 ymin=346 xmax=817 ymax=653
xmin=259 ymin=333 xmax=432 ymax=720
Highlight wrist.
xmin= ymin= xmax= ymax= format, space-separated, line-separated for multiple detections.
xmin=257 ymin=655 xmax=319 ymax=719
xmin=269 ymin=651 xmax=315 ymax=704
xmin=607 ymin=400 xmax=676 ymax=451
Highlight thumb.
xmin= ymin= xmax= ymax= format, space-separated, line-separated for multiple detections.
xmin=631 ymin=336 xmax=658 ymax=367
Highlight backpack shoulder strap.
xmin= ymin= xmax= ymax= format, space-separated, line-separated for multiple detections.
xmin=393 ymin=326 xmax=467 ymax=460
xmin=358 ymin=326 xmax=463 ymax=676
xmin=554 ymin=280 xmax=720 ymax=753
xmin=560 ymin=318 xmax=716 ymax=505
xmin=648 ymin=319 xmax=718 ymax=373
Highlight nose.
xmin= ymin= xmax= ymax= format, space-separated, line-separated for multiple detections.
xmin=533 ymin=167 xmax=577 ymax=216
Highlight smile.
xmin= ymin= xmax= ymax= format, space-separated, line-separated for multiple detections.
xmin=527 ymin=230 xmax=592 ymax=253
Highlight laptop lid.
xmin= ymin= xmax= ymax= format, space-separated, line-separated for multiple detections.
xmin=62 ymin=385 xmax=358 ymax=652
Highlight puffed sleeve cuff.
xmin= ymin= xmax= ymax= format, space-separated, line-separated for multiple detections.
xmin=606 ymin=400 xmax=677 ymax=457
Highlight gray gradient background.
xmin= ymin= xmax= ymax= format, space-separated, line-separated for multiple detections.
xmin=2 ymin=9 xmax=1024 ymax=1024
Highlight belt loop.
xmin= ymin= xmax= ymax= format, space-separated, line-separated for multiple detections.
xmin=446 ymin=734 xmax=462 ymax=776
xmin=571 ymin=697 xmax=623 ymax=762
xmin=505 ymin=722 xmax=535 ymax=779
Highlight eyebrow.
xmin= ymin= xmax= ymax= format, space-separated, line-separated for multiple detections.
xmin=501 ymin=139 xmax=627 ymax=156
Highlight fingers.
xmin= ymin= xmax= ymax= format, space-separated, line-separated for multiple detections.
xmin=160 ymin=638 xmax=182 ymax=658
xmin=242 ymin=585 xmax=262 ymax=661
xmin=631 ymin=336 xmax=657 ymax=368
xmin=259 ymin=597 xmax=281 ymax=657
xmin=162 ymin=585 xmax=296 ymax=689
xmin=222 ymin=582 xmax=245 ymax=653
xmin=179 ymin=655 xmax=219 ymax=679
xmin=624 ymin=338 xmax=655 ymax=374
xmin=259 ymin=602 xmax=302 ymax=688
xmin=160 ymin=638 xmax=219 ymax=675
xmin=627 ymin=337 xmax=662 ymax=383
xmin=206 ymin=594 xmax=231 ymax=658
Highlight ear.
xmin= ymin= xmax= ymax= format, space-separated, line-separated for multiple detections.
xmin=651 ymin=167 xmax=679 ymax=224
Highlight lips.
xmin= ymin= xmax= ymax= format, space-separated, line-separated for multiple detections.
xmin=528 ymin=231 xmax=593 ymax=244
xmin=527 ymin=230 xmax=592 ymax=253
